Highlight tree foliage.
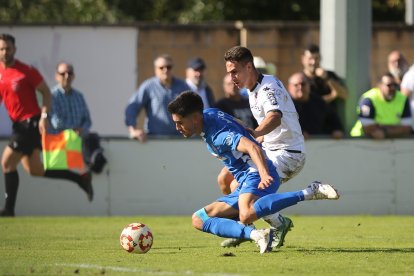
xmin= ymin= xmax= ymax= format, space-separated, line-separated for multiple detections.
xmin=0 ymin=0 xmax=407 ymax=24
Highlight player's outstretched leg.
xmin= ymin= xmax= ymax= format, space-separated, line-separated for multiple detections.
xmin=305 ymin=181 xmax=340 ymax=200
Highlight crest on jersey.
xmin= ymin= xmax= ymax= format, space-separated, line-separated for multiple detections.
xmin=266 ymin=91 xmax=278 ymax=105
xmin=225 ymin=132 xmax=235 ymax=146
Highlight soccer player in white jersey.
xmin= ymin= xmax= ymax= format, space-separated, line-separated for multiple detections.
xmin=218 ymin=46 xmax=307 ymax=248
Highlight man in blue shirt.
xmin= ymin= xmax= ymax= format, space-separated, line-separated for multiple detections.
xmin=125 ymin=54 xmax=190 ymax=143
xmin=50 ymin=62 xmax=92 ymax=136
xmin=167 ymin=91 xmax=340 ymax=254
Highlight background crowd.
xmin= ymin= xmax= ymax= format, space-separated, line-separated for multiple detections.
xmin=124 ymin=44 xmax=413 ymax=143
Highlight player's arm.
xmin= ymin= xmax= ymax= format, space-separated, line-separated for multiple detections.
xmin=236 ymin=136 xmax=273 ymax=189
xmin=36 ymin=80 xmax=52 ymax=134
xmin=251 ymin=110 xmax=281 ymax=138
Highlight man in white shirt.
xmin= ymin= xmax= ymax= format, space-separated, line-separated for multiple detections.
xmin=186 ymin=57 xmax=215 ymax=109
xmin=219 ymin=46 xmax=312 ymax=249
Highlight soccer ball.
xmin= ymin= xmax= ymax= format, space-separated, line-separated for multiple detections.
xmin=120 ymin=222 xmax=153 ymax=253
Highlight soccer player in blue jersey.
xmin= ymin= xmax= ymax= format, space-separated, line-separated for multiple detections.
xmin=167 ymin=91 xmax=339 ymax=254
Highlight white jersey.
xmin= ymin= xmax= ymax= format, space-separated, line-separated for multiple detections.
xmin=248 ymin=74 xmax=305 ymax=152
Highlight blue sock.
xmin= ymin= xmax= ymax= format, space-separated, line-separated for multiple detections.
xmin=202 ymin=217 xmax=253 ymax=239
xmin=254 ymin=191 xmax=305 ymax=218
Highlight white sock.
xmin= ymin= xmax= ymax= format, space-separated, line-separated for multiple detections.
xmin=262 ymin=213 xmax=283 ymax=228
xmin=302 ymin=187 xmax=314 ymax=200
xmin=249 ymin=229 xmax=261 ymax=242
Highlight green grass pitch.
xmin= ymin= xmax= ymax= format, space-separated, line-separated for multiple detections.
xmin=1 ymin=216 xmax=414 ymax=275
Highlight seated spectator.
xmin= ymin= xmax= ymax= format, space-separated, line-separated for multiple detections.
xmin=214 ymin=74 xmax=258 ymax=129
xmin=287 ymin=72 xmax=344 ymax=140
xmin=387 ymin=50 xmax=409 ymax=88
xmin=301 ymin=44 xmax=348 ymax=110
xmin=186 ymin=57 xmax=215 ymax=108
xmin=350 ymin=72 xmax=412 ymax=139
xmin=125 ymin=54 xmax=190 ymax=143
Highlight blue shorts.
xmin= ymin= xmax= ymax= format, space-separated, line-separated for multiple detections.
xmin=216 ymin=170 xmax=280 ymax=210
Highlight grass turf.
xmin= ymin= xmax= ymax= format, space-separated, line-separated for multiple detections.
xmin=1 ymin=216 xmax=414 ymax=275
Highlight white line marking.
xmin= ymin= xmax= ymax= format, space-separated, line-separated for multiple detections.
xmin=55 ymin=263 xmax=242 ymax=276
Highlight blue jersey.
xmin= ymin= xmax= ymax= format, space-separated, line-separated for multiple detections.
xmin=201 ymin=108 xmax=277 ymax=185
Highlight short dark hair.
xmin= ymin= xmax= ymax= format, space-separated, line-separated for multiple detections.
xmin=0 ymin=34 xmax=15 ymax=45
xmin=168 ymin=91 xmax=204 ymax=117
xmin=378 ymin=72 xmax=395 ymax=83
xmin=224 ymin=46 xmax=254 ymax=65
xmin=304 ymin=43 xmax=320 ymax=54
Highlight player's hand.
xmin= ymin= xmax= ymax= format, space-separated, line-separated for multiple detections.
xmin=73 ymin=128 xmax=83 ymax=136
xmin=38 ymin=117 xmax=48 ymax=134
xmin=255 ymin=136 xmax=264 ymax=144
xmin=258 ymin=174 xmax=274 ymax=189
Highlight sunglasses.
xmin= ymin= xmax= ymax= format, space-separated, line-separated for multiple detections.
xmin=57 ymin=71 xmax=74 ymax=76
xmin=384 ymin=83 xmax=397 ymax=88
xmin=158 ymin=65 xmax=173 ymax=70
xmin=292 ymin=82 xmax=307 ymax=87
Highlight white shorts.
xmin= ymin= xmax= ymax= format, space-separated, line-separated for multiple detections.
xmin=264 ymin=148 xmax=306 ymax=184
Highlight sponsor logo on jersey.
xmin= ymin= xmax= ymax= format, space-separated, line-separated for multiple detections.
xmin=225 ymin=132 xmax=235 ymax=146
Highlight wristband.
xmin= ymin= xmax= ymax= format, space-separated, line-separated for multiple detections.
xmin=41 ymin=112 xmax=49 ymax=119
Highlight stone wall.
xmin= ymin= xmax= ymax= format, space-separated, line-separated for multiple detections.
xmin=136 ymin=22 xmax=414 ymax=101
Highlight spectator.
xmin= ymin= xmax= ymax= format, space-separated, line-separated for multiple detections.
xmin=387 ymin=50 xmax=409 ymax=88
xmin=185 ymin=57 xmax=215 ymax=108
xmin=301 ymin=43 xmax=348 ymax=108
xmin=0 ymin=34 xmax=93 ymax=217
xmin=214 ymin=73 xmax=257 ymax=129
xmin=350 ymin=72 xmax=411 ymax=139
xmin=287 ymin=72 xmax=344 ymax=140
xmin=49 ymin=62 xmax=106 ymax=174
xmin=49 ymin=62 xmax=92 ymax=136
xmin=125 ymin=54 xmax=190 ymax=143
xmin=400 ymin=63 xmax=414 ymax=131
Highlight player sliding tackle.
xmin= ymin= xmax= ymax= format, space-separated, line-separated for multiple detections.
xmin=168 ymin=91 xmax=339 ymax=254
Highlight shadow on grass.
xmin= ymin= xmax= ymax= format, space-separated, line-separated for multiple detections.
xmin=289 ymin=247 xmax=414 ymax=253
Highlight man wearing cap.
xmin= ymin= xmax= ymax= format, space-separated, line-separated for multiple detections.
xmin=186 ymin=57 xmax=215 ymax=109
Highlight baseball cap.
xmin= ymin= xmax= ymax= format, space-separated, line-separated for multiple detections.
xmin=187 ymin=57 xmax=206 ymax=70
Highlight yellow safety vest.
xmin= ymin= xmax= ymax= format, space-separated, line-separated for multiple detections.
xmin=350 ymin=88 xmax=407 ymax=137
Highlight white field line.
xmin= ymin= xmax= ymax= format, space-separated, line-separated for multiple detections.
xmin=55 ymin=263 xmax=242 ymax=276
